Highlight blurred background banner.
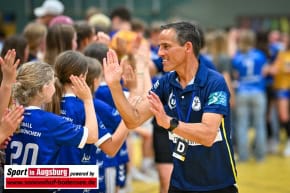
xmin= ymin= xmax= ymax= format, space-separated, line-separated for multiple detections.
xmin=0 ymin=0 xmax=289 ymax=34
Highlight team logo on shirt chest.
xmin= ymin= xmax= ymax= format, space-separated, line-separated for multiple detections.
xmin=168 ymin=92 xmax=176 ymax=110
xmin=192 ymin=96 xmax=201 ymax=111
xmin=168 ymin=92 xmax=201 ymax=111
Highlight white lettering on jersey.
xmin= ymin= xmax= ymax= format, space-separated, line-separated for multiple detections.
xmin=20 ymin=129 xmax=41 ymax=137
xmin=168 ymin=128 xmax=223 ymax=146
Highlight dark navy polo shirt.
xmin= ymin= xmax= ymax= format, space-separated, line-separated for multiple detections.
xmin=151 ymin=62 xmax=237 ymax=191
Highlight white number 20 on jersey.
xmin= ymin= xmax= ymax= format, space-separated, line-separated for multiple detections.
xmin=10 ymin=141 xmax=39 ymax=165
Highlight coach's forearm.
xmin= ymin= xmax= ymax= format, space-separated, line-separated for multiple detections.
xmin=109 ymin=84 xmax=141 ymax=129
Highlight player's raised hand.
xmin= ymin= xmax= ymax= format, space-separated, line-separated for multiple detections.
xmin=0 ymin=49 xmax=20 ymax=84
xmin=0 ymin=106 xmax=24 ymax=144
xmin=70 ymin=75 xmax=92 ymax=102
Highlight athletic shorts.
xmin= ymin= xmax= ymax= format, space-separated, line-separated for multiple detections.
xmin=116 ymin=163 xmax=127 ymax=187
xmin=275 ymin=89 xmax=290 ymax=99
xmin=152 ymin=118 xmax=173 ymax=163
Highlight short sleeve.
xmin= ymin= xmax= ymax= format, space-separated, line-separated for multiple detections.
xmin=203 ymin=76 xmax=230 ymax=116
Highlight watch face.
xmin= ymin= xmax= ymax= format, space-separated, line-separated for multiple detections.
xmin=169 ymin=118 xmax=179 ymax=131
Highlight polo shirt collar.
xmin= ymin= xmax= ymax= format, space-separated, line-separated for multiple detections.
xmin=169 ymin=61 xmax=209 ymax=89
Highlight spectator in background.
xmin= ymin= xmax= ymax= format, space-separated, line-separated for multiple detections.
xmin=204 ymin=29 xmax=235 ymax=108
xmin=256 ymin=30 xmax=280 ymax=154
xmin=268 ymin=33 xmax=290 ymax=157
xmin=109 ymin=6 xmax=132 ymax=37
xmin=49 ymin=15 xmax=74 ymax=27
xmin=83 ymin=42 xmax=108 ymax=65
xmin=88 ymin=13 xmax=112 ymax=34
xmin=34 ymin=0 xmax=64 ymax=26
xmin=227 ymin=27 xmax=240 ymax=58
xmin=131 ymin=18 xmax=148 ymax=36
xmin=74 ymin=21 xmax=95 ymax=52
xmin=268 ymin=30 xmax=284 ymax=62
xmin=85 ymin=6 xmax=102 ymax=21
xmin=0 ymin=35 xmax=29 ymax=81
xmin=1 ymin=35 xmax=29 ymax=65
xmin=23 ymin=22 xmax=47 ymax=61
xmin=232 ymin=29 xmax=268 ymax=162
xmin=87 ymin=13 xmax=112 ymax=46
xmin=44 ymin=24 xmax=77 ymax=66
xmin=197 ymin=27 xmax=217 ymax=71
xmin=147 ymin=21 xmax=165 ymax=79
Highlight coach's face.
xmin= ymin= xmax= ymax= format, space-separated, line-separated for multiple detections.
xmin=158 ymin=29 xmax=186 ymax=72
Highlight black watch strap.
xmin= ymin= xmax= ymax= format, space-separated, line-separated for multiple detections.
xmin=168 ymin=117 xmax=179 ymax=132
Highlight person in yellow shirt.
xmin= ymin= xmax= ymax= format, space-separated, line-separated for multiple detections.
xmin=269 ymin=35 xmax=290 ymax=156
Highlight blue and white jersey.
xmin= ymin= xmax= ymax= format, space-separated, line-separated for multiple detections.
xmin=232 ymin=48 xmax=267 ymax=93
xmin=95 ymin=85 xmax=129 ymax=165
xmin=57 ymin=95 xmax=111 ymax=193
xmin=5 ymin=106 xmax=88 ymax=165
xmin=151 ymin=63 xmax=237 ymax=191
xmin=93 ymin=98 xmax=121 ymax=168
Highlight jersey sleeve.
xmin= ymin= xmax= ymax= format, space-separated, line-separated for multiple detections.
xmin=203 ymin=75 xmax=230 ymax=116
xmin=94 ymin=117 xmax=112 ymax=147
xmin=49 ymin=114 xmax=88 ymax=148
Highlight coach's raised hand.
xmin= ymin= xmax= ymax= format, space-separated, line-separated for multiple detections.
xmin=103 ymin=49 xmax=124 ymax=88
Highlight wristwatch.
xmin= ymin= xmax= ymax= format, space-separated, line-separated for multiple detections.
xmin=168 ymin=117 xmax=179 ymax=132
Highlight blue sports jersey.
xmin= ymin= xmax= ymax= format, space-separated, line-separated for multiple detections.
xmin=93 ymin=98 xmax=121 ymax=168
xmin=57 ymin=95 xmax=111 ymax=193
xmin=93 ymin=96 xmax=129 ymax=188
xmin=5 ymin=106 xmax=87 ymax=165
xmin=95 ymin=85 xmax=129 ymax=165
xmin=95 ymin=83 xmax=116 ymax=108
xmin=232 ymin=48 xmax=267 ymax=93
xmin=151 ymin=63 xmax=237 ymax=191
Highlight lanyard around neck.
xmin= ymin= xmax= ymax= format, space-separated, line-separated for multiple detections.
xmin=173 ymin=88 xmax=195 ymax=122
